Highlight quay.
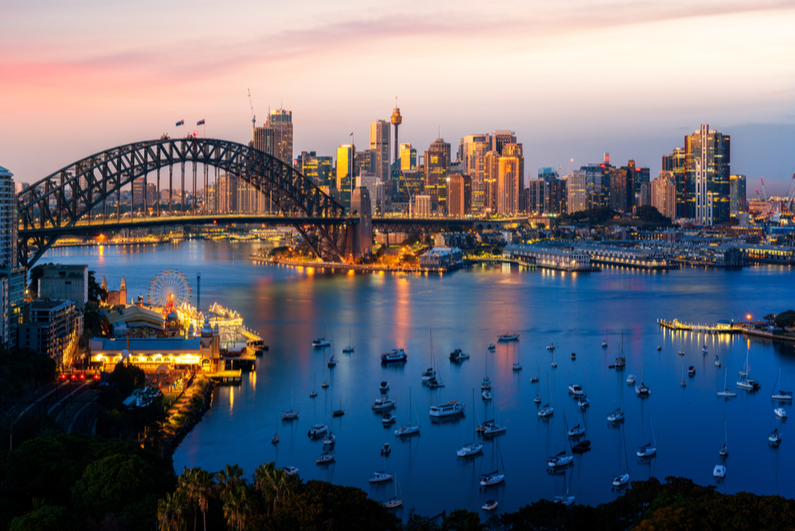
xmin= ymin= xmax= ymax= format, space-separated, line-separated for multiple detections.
xmin=657 ymin=318 xmax=740 ymax=334
xmin=206 ymin=370 xmax=243 ymax=383
xmin=250 ymin=255 xmax=464 ymax=275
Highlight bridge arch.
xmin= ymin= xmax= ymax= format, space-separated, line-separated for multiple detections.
xmin=18 ymin=137 xmax=350 ymax=267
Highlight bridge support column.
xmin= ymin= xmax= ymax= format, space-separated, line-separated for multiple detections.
xmin=344 ymin=187 xmax=373 ymax=260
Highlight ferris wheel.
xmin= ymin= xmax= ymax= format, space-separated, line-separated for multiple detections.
xmin=147 ymin=269 xmax=192 ymax=309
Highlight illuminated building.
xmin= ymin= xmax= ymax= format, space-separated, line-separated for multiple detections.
xmin=567 ymin=170 xmax=589 ymax=214
xmin=414 ymin=195 xmax=432 ymax=217
xmin=497 ymin=156 xmax=521 ymax=214
xmin=400 ymin=143 xmax=417 ymax=171
xmin=491 ymin=130 xmax=516 ymax=156
xmin=662 ymin=147 xmax=687 ymax=219
xmin=394 ymin=170 xmax=424 ymax=204
xmin=370 ymin=120 xmax=390 ymax=181
xmin=651 ymin=171 xmax=676 ymax=219
xmin=20 ymin=299 xmax=83 ymax=368
xmin=730 ymin=174 xmax=747 ymax=217
xmin=684 ymin=124 xmax=730 ymax=224
xmin=391 ymin=106 xmax=402 ymax=165
xmin=484 ymin=151 xmax=500 ymax=214
xmin=528 ymin=168 xmax=566 ymax=215
xmin=424 ymin=138 xmax=451 ymax=213
xmin=265 ymin=109 xmax=293 ymax=165
xmin=460 ymin=134 xmax=490 ymax=214
xmin=299 ymin=151 xmax=334 ymax=188
xmin=254 ymin=126 xmax=276 ymax=156
xmin=356 ymin=149 xmax=376 ymax=177
xmin=448 ymin=174 xmax=471 ymax=216
xmin=336 ymin=144 xmax=356 ymax=208
xmin=358 ymin=174 xmax=385 ymax=215
xmin=0 ymin=166 xmax=24 ymax=347
xmin=501 ymin=143 xmax=525 ymax=211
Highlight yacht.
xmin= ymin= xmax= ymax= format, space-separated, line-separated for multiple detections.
xmin=546 ymin=343 xmax=556 ymax=351
xmin=379 ymin=381 xmax=390 ymax=392
xmin=513 ymin=362 xmax=522 ymax=371
xmin=737 ymin=378 xmax=761 ymax=391
xmin=327 ymin=355 xmax=337 ymax=368
xmin=607 ymin=408 xmax=624 ymax=422
xmin=771 ymin=369 xmax=793 ymax=401
xmin=713 ymin=465 xmax=726 ymax=479
xmin=636 ymin=416 xmax=657 ymax=458
xmin=769 ymin=428 xmax=782 ymax=444
xmin=321 ymin=379 xmax=329 ymax=389
xmin=612 ymin=473 xmax=630 ymax=487
xmin=498 ymin=332 xmax=519 ymax=342
xmin=316 ymin=453 xmax=335 ymax=465
xmin=547 ymin=450 xmax=574 ymax=468
xmin=577 ymin=394 xmax=590 ymax=409
xmin=482 ymin=390 xmax=493 ymax=401
xmin=322 ymin=433 xmax=336 ymax=446
xmin=381 ymin=443 xmax=392 ymax=455
xmin=534 ymin=394 xmax=543 ymax=404
xmin=614 ymin=356 xmax=626 ymax=369
xmin=635 ymin=382 xmax=650 ymax=397
xmin=717 ymin=369 xmax=737 ymax=397
xmin=307 ymin=423 xmax=328 ymax=438
xmin=369 ymin=471 xmax=393 ymax=483
xmin=482 ymin=422 xmax=507 ymax=436
xmin=626 ymin=374 xmax=636 ymax=385
xmin=538 ymin=404 xmax=554 ymax=418
xmin=394 ymin=388 xmax=420 ymax=437
xmin=457 ymin=442 xmax=484 ymax=457
xmin=702 ymin=345 xmax=709 ymax=354
xmin=381 ymin=474 xmax=403 ymax=509
xmin=342 ymin=329 xmax=354 ymax=354
xmin=381 ymin=413 xmax=396 ymax=425
xmin=312 ymin=338 xmax=331 ymax=349
xmin=568 ymin=384 xmax=584 ymax=396
xmin=421 ymin=367 xmax=437 ymax=381
xmin=372 ymin=396 xmax=396 ymax=411
xmin=429 ymin=401 xmax=466 ymax=418
xmin=425 ymin=376 xmax=445 ymax=389
xmin=480 ymin=470 xmax=505 ymax=486
xmin=449 ymin=349 xmax=470 ymax=362
xmin=567 ymin=424 xmax=585 ymax=438
xmin=774 ymin=408 xmax=787 ymax=419
xmin=688 ymin=366 xmax=696 ymax=377
xmin=381 ymin=349 xmax=407 ymax=364
xmin=482 ymin=500 xmax=498 ymax=511
xmin=719 ymin=420 xmax=729 ymax=458
xmin=282 ymin=389 xmax=299 ymax=421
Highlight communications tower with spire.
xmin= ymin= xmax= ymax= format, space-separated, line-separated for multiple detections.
xmin=390 ymin=99 xmax=402 ymax=166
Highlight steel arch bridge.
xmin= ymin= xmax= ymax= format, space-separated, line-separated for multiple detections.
xmin=17 ymin=137 xmax=352 ymax=268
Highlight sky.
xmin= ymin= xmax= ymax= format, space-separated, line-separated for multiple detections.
xmin=2 ymin=0 xmax=795 ymax=194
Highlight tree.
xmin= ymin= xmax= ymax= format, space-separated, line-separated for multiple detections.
xmin=88 ymin=270 xmax=107 ymax=303
xmin=107 ymin=362 xmax=145 ymax=398
xmin=774 ymin=310 xmax=795 ymax=328
xmin=221 ymin=485 xmax=250 ymax=531
xmin=8 ymin=505 xmax=73 ymax=531
xmin=635 ymin=205 xmax=670 ymax=224
xmin=158 ymin=490 xmax=188 ymax=531
xmin=764 ymin=313 xmax=776 ymax=325
xmin=179 ymin=467 xmax=214 ymax=531
xmin=441 ymin=509 xmax=484 ymax=531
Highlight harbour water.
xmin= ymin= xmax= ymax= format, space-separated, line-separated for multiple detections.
xmin=44 ymin=241 xmax=795 ymax=515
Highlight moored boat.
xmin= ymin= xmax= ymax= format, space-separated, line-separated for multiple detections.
xmin=381 ymin=349 xmax=407 ymax=364
xmin=429 ymin=401 xmax=466 ymax=418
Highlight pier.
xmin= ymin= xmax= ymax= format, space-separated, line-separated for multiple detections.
xmin=657 ymin=318 xmax=741 ymax=334
xmin=206 ymin=370 xmax=242 ymax=383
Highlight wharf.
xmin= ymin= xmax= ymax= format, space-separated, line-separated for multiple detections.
xmin=206 ymin=370 xmax=242 ymax=383
xmin=657 ymin=318 xmax=741 ymax=334
xmin=251 ymin=256 xmax=462 ymax=275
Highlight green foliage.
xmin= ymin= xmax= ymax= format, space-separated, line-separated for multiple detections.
xmin=635 ymin=205 xmax=670 ymax=224
xmin=558 ymin=207 xmax=616 ymax=226
xmin=88 ymin=270 xmax=107 ymax=303
xmin=8 ymin=505 xmax=74 ymax=531
xmin=441 ymin=509 xmax=484 ymax=531
xmin=775 ymin=310 xmax=795 ymax=328
xmin=107 ymin=362 xmax=146 ymax=398
xmin=0 ymin=346 xmax=57 ymax=399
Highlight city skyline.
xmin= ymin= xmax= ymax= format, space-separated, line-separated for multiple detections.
xmin=2 ymin=0 xmax=795 ymax=192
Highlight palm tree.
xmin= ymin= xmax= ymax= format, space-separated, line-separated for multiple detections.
xmin=216 ymin=463 xmax=244 ymax=499
xmin=222 ymin=484 xmax=250 ymax=531
xmin=179 ymin=467 xmax=215 ymax=531
xmin=253 ymin=462 xmax=298 ymax=516
xmin=158 ymin=490 xmax=188 ymax=531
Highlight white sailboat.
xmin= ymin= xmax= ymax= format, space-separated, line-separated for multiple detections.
xmin=772 ymin=368 xmax=793 ymax=401
xmin=310 ymin=373 xmax=317 ymax=398
xmin=538 ymin=372 xmax=554 ymax=417
xmin=312 ymin=318 xmax=331 ymax=349
xmin=551 ymin=349 xmax=558 ymax=369
xmin=282 ymin=388 xmax=299 ymax=420
xmin=578 ymin=370 xmax=590 ymax=409
xmin=636 ymin=413 xmax=657 ymax=458
xmin=635 ymin=357 xmax=650 ymax=397
xmin=488 ymin=328 xmax=496 ymax=351
xmin=479 ymin=439 xmax=506 ymax=486
xmin=381 ymin=473 xmax=403 ymax=508
xmin=421 ymin=331 xmax=437 ymax=383
xmin=719 ymin=419 xmax=729 ymax=458
xmin=607 ymin=373 xmax=624 ymax=422
xmin=602 ymin=328 xmax=608 ymax=349
xmin=342 ymin=328 xmax=354 ymax=354
xmin=612 ymin=427 xmax=629 ymax=487
xmin=737 ymin=349 xmax=760 ymax=390
xmin=547 ymin=411 xmax=574 ymax=468
xmin=554 ymin=466 xmax=576 ymax=506
xmin=395 ymin=387 xmax=420 ymax=436
xmin=680 ymin=366 xmax=686 ymax=388
xmin=482 ymin=389 xmax=507 ymax=436
xmin=717 ymin=368 xmax=737 ymax=397
xmin=498 ymin=310 xmax=519 ymax=342
xmin=458 ymin=389 xmax=484 ymax=457
xmin=481 ymin=356 xmax=492 ymax=390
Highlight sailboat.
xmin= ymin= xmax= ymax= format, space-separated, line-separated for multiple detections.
xmin=614 ymin=332 xmax=626 ymax=370
xmin=425 ymin=332 xmax=445 ymax=389
xmin=680 ymin=366 xmax=686 ymax=388
xmin=636 ymin=413 xmax=657 ymax=458
xmin=458 ymin=389 xmax=484 ymax=457
xmin=607 ymin=371 xmax=624 ymax=422
xmin=332 ymin=398 xmax=345 ymax=417
xmin=554 ymin=465 xmax=576 ymax=506
xmin=602 ymin=328 xmax=608 ymax=349
xmin=482 ymin=389 xmax=506 ymax=436
xmin=312 ymin=318 xmax=331 ymax=349
xmin=737 ymin=349 xmax=760 ymax=390
xmin=547 ymin=411 xmax=574 ymax=468
xmin=612 ymin=426 xmax=629 ymax=487
xmin=717 ymin=368 xmax=737 ymax=397
xmin=421 ymin=331 xmax=437 ymax=383
xmin=395 ymin=387 xmax=420 ymax=436
xmin=719 ymin=419 xmax=729 ymax=458
xmin=488 ymin=328 xmax=496 ymax=351
xmin=538 ymin=372 xmax=554 ymax=417
xmin=771 ymin=369 xmax=793 ymax=401
xmin=481 ymin=356 xmax=492 ymax=390
xmin=551 ymin=350 xmax=557 ymax=369
xmin=342 ymin=328 xmax=354 ymax=354
xmin=578 ymin=370 xmax=590 ymax=409
xmin=381 ymin=473 xmax=404 ymax=508
xmin=531 ymin=361 xmax=540 ymax=383
xmin=635 ymin=357 xmax=650 ymax=397
xmin=321 ymin=340 xmax=331 ymax=388
xmin=479 ymin=439 xmax=506 ymax=486
xmin=513 ymin=344 xmax=522 ymax=371
xmin=310 ymin=373 xmax=317 ymax=398
xmin=498 ymin=310 xmax=519 ymax=342
xmin=568 ymin=408 xmax=586 ymax=438
xmin=282 ymin=389 xmax=299 ymax=420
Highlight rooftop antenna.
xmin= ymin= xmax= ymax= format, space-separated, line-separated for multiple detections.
xmin=247 ymin=89 xmax=256 ymax=136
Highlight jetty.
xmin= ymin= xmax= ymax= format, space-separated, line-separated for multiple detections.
xmin=657 ymin=318 xmax=741 ymax=334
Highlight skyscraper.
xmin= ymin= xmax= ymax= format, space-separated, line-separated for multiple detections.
xmin=370 ymin=120 xmax=390 ymax=181
xmin=300 ymin=152 xmax=334 ymax=188
xmin=730 ymin=174 xmax=747 ymax=217
xmin=460 ymin=134 xmax=490 ymax=214
xmin=0 ymin=166 xmax=24 ymax=346
xmin=254 ymin=126 xmax=276 ymax=157
xmin=497 ymin=156 xmax=521 ymax=214
xmin=684 ymin=124 xmax=730 ymax=224
xmin=483 ymin=151 xmax=500 ymax=214
xmin=491 ymin=130 xmax=517 ymax=155
xmin=651 ymin=171 xmax=676 ymax=220
xmin=424 ymin=138 xmax=451 ymax=212
xmin=400 ymin=143 xmax=417 ymax=171
xmin=662 ymin=147 xmax=687 ymax=219
xmin=567 ymin=170 xmax=589 ymax=214
xmin=336 ymin=144 xmax=356 ymax=208
xmin=266 ymin=109 xmax=293 ymax=165
xmin=356 ymin=149 xmax=376 ymax=177
xmin=448 ymin=174 xmax=471 ymax=216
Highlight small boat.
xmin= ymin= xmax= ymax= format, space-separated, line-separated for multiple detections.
xmin=568 ymin=384 xmax=584 ymax=396
xmin=425 ymin=376 xmax=445 ymax=389
xmin=513 ymin=362 xmax=522 ymax=371
xmin=421 ymin=367 xmax=437 ymax=382
xmin=480 ymin=470 xmax=505 ymax=487
xmin=713 ymin=465 xmax=726 ymax=479
xmin=429 ymin=401 xmax=466 ymax=418
xmin=774 ymin=408 xmax=787 ymax=419
xmin=381 ymin=349 xmax=408 ymax=364
xmin=316 ymin=453 xmax=335 ymax=465
xmin=369 ymin=471 xmax=393 ymax=483
xmin=612 ymin=473 xmax=629 ymax=487
xmin=547 ymin=450 xmax=573 ymax=468
xmin=321 ymin=380 xmax=329 ymax=389
xmin=482 ymin=391 xmax=492 ymax=401
xmin=482 ymin=500 xmax=498 ymax=511
xmin=538 ymin=404 xmax=554 ymax=417
xmin=769 ymin=428 xmax=782 ymax=444
xmin=577 ymin=395 xmax=590 ymax=409
xmin=282 ymin=466 xmax=299 ymax=476
xmin=323 ymin=433 xmax=336 ymax=446
xmin=381 ymin=473 xmax=403 ymax=509
xmin=555 ymin=495 xmax=575 ymax=506
xmin=715 ymin=355 xmax=721 ymax=367
xmin=394 ymin=388 xmax=420 ymax=437
xmin=282 ymin=389 xmax=299 ymax=420
xmin=626 ymin=374 xmax=636 ymax=385
xmin=531 ymin=375 xmax=539 ymax=383
xmin=332 ymin=399 xmax=344 ymax=417
xmin=372 ymin=396 xmax=396 ymax=411
xmin=719 ymin=420 xmax=729 ymax=458
xmin=457 ymin=442 xmax=484 ymax=457
xmin=702 ymin=345 xmax=709 ymax=354
xmin=636 ymin=414 xmax=657 ymax=458
xmin=572 ymin=440 xmax=591 ymax=453
xmin=381 ymin=443 xmax=391 ymax=455
xmin=602 ymin=329 xmax=608 ymax=349
xmin=688 ymin=366 xmax=696 ymax=377
xmin=271 ymin=433 xmax=279 ymax=444
xmin=567 ymin=424 xmax=585 ymax=438
xmin=449 ymin=349 xmax=470 ymax=362
xmin=482 ymin=422 xmax=507 ymax=436
xmin=680 ymin=366 xmax=686 ymax=388
xmin=546 ymin=343 xmax=556 ymax=351
xmin=488 ymin=343 xmax=496 ymax=351
xmin=312 ymin=338 xmax=330 ymax=349
xmin=772 ymin=369 xmax=793 ymax=401
xmin=498 ymin=311 xmax=519 ymax=342
xmin=310 ymin=373 xmax=317 ymax=398
xmin=380 ymin=381 xmax=390 ymax=392
xmin=481 ymin=376 xmax=491 ymax=390
xmin=607 ymin=408 xmax=624 ymax=423
xmin=717 ymin=369 xmax=737 ymax=397
xmin=534 ymin=394 xmax=543 ymax=404
xmin=612 ymin=430 xmax=630 ymax=488
xmin=635 ymin=382 xmax=650 ymax=397
xmin=343 ymin=328 xmax=354 ymax=353
xmin=737 ymin=378 xmax=760 ymax=391
xmin=327 ymin=355 xmax=337 ymax=367
xmin=551 ymin=351 xmax=557 ymax=368
xmin=656 ymin=345 xmax=662 ymax=351
xmin=571 ymin=352 xmax=576 ymax=360
xmin=678 ymin=351 xmax=685 ymax=356
xmin=382 ymin=413 xmax=396 ymax=425
xmin=308 ymin=423 xmax=328 ymax=438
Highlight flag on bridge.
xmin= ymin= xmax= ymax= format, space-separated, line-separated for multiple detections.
xmin=176 ymin=120 xmax=184 ymax=127
xmin=197 ymin=119 xmax=205 ymax=126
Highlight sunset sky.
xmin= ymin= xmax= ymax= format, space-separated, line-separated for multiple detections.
xmin=2 ymin=0 xmax=794 ymax=192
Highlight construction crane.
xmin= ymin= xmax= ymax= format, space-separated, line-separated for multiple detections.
xmin=247 ymin=89 xmax=256 ymax=136
xmin=785 ymin=173 xmax=795 ymax=213
xmin=760 ymin=176 xmax=768 ymax=202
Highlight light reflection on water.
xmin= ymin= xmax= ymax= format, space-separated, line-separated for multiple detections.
xmin=44 ymin=241 xmax=795 ymax=515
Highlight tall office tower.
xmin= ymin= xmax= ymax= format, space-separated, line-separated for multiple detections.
xmin=205 ymin=183 xmax=217 ymax=212
xmin=356 ymin=149 xmax=376 ymax=177
xmin=301 ymin=152 xmax=334 ymax=188
xmin=424 ymin=138 xmax=451 ymax=212
xmin=448 ymin=174 xmax=471 ymax=216
xmin=370 ymin=120 xmax=390 ymax=181
xmin=502 ymin=143 xmax=525 ymax=210
xmin=400 ymin=143 xmax=417 ymax=171
xmin=638 ymin=182 xmax=651 ymax=207
xmin=526 ymin=179 xmax=546 ymax=214
xmin=497 ymin=156 xmax=521 ymax=214
xmin=530 ymin=168 xmax=566 ymax=215
xmin=483 ymin=151 xmax=500 ymax=214
xmin=266 ymin=109 xmax=293 ymax=164
xmin=578 ymin=164 xmax=608 ymax=209
xmin=0 ymin=167 xmax=22 ymax=346
xmin=358 ymin=174 xmax=385 ymax=216
xmin=662 ymin=147 xmax=687 ymax=219
xmin=132 ymin=178 xmax=146 ymax=210
xmin=217 ymin=174 xmax=238 ymax=212
xmin=567 ymin=170 xmax=589 ymax=214
xmin=730 ymin=174 xmax=747 ymax=217
xmin=651 ymin=171 xmax=677 ymax=220
xmin=460 ymin=134 xmax=491 ymax=214
xmin=254 ymin=126 xmax=276 ymax=156
xmin=336 ymin=144 xmax=356 ymax=208
xmin=684 ymin=124 xmax=730 ymax=224
xmin=491 ymin=130 xmax=517 ymax=155
xmin=394 ymin=170 xmax=424 ymax=204
xmin=391 ymin=106 xmax=402 ymax=165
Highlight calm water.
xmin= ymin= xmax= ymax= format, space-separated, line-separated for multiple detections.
xmin=45 ymin=241 xmax=795 ymax=515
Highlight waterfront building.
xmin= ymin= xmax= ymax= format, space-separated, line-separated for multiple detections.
xmin=425 ymin=138 xmax=451 ymax=213
xmin=19 ymin=299 xmax=83 ymax=367
xmin=370 ymin=120 xmax=390 ymax=181
xmin=651 ymin=171 xmax=677 ymax=220
xmin=253 ymin=126 xmax=276 ymax=156
xmin=497 ymin=155 xmax=522 ymax=215
xmin=0 ymin=165 xmax=25 ymax=347
xmin=103 ymin=305 xmax=166 ymax=338
xmin=419 ymin=247 xmax=463 ymax=268
xmin=730 ymin=174 xmax=747 ymax=217
xmin=400 ymin=143 xmax=417 ymax=171
xmin=447 ymin=174 xmax=471 ymax=216
xmin=265 ymin=109 xmax=293 ymax=165
xmin=460 ymin=134 xmax=491 ymax=214
xmin=38 ymin=264 xmax=88 ymax=310
xmin=662 ymin=147 xmax=687 ymax=219
xmin=684 ymin=124 xmax=731 ymax=225
xmin=503 ymin=244 xmax=593 ymax=271
xmin=336 ymin=144 xmax=356 ymax=209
